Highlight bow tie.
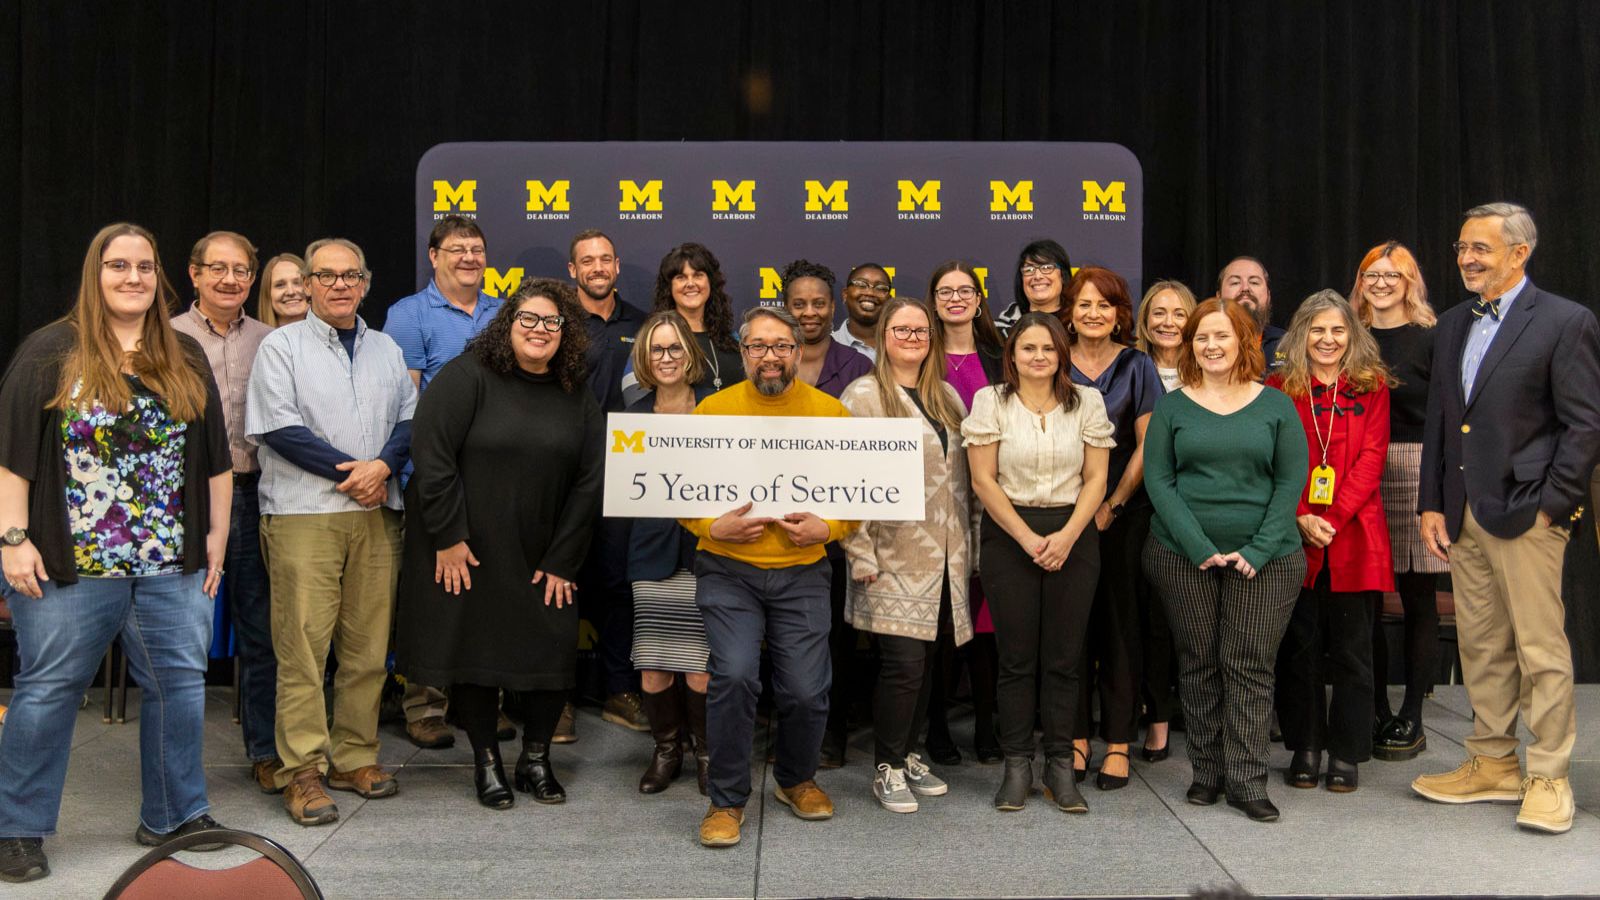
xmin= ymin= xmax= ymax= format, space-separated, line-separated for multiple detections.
xmin=1472 ymin=296 xmax=1502 ymax=321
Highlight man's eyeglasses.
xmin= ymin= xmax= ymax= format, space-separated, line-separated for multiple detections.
xmin=439 ymin=245 xmax=486 ymax=258
xmin=199 ymin=262 xmax=254 ymax=280
xmin=1452 ymin=241 xmax=1518 ymax=258
xmin=514 ymin=312 xmax=565 ymax=332
xmin=310 ymin=270 xmax=368 ymax=287
xmin=847 ymin=279 xmax=892 ymax=294
xmin=742 ymin=342 xmax=797 ymax=359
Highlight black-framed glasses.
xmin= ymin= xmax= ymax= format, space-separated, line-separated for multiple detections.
xmin=847 ymin=278 xmax=892 ymax=293
xmin=1361 ymin=270 xmax=1403 ymax=284
xmin=934 ymin=286 xmax=979 ymax=301
xmin=889 ymin=325 xmax=931 ymax=342
xmin=1020 ymin=263 xmax=1060 ymax=277
xmin=199 ymin=261 xmax=254 ymax=280
xmin=514 ymin=311 xmax=565 ymax=332
xmin=743 ymin=341 xmax=797 ymax=359
xmin=102 ymin=260 xmax=157 ymax=276
xmin=648 ymin=343 xmax=686 ymax=360
xmin=310 ymin=270 xmax=367 ymax=287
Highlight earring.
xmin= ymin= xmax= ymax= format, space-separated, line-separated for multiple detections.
xmin=1066 ymin=322 xmax=1077 ymax=335
xmin=1113 ymin=323 xmax=1121 ymax=335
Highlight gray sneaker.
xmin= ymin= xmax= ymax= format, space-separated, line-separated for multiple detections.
xmin=873 ymin=764 xmax=918 ymax=813
xmin=905 ymin=752 xmax=949 ymax=796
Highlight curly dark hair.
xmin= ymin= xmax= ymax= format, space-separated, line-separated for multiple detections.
xmin=468 ymin=277 xmax=589 ymax=393
xmin=652 ymin=242 xmax=737 ymax=352
xmin=781 ymin=258 xmax=836 ymax=297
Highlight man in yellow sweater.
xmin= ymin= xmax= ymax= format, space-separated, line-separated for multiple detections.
xmin=682 ymin=307 xmax=858 ymax=847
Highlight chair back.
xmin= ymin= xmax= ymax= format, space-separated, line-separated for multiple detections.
xmin=103 ymin=828 xmax=323 ymax=900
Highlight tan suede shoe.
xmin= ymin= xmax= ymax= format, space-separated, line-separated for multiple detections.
xmin=329 ymin=764 xmax=398 ymax=799
xmin=283 ymin=768 xmax=338 ymax=826
xmin=699 ymin=805 xmax=745 ymax=847
xmin=774 ymin=779 xmax=835 ymax=820
xmin=1516 ymin=775 xmax=1574 ymax=834
xmin=1411 ymin=754 xmax=1522 ymax=804
xmin=252 ymin=758 xmax=284 ymax=794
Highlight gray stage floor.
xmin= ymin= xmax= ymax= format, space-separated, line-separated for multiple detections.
xmin=1 ymin=685 xmax=1597 ymax=899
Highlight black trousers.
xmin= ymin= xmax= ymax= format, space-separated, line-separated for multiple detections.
xmin=1372 ymin=571 xmax=1439 ymax=722
xmin=1076 ymin=504 xmax=1152 ymax=743
xmin=452 ymin=684 xmax=566 ymax=754
xmin=873 ymin=579 xmax=951 ymax=767
xmin=1275 ymin=566 xmax=1376 ymax=764
xmin=980 ymin=507 xmax=1099 ymax=759
xmin=825 ymin=551 xmax=856 ymax=740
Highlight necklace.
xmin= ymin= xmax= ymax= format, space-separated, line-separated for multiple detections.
xmin=947 ymin=352 xmax=970 ymax=374
xmin=1308 ymin=373 xmax=1342 ymax=505
xmin=699 ymin=334 xmax=724 ymax=389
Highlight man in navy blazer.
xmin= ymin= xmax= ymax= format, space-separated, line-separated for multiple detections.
xmin=1413 ymin=202 xmax=1600 ymax=835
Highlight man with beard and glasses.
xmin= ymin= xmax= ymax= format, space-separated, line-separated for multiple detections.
xmin=566 ymin=229 xmax=651 ymax=737
xmin=1219 ymin=256 xmax=1286 ymax=374
xmin=684 ymin=307 xmax=858 ymax=848
xmin=834 ymin=263 xmax=892 ymax=360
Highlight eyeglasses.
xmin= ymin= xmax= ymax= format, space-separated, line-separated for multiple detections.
xmin=514 ymin=312 xmax=565 ymax=332
xmin=1361 ymin=271 xmax=1403 ymax=284
xmin=648 ymin=343 xmax=686 ymax=360
xmin=199 ymin=262 xmax=254 ymax=280
xmin=743 ymin=342 xmax=797 ymax=359
xmin=847 ymin=278 xmax=892 ymax=293
xmin=888 ymin=325 xmax=931 ymax=342
xmin=438 ymin=245 xmax=486 ymax=258
xmin=934 ymin=286 xmax=978 ymax=301
xmin=1452 ymin=241 xmax=1516 ymax=258
xmin=310 ymin=270 xmax=368 ymax=287
xmin=102 ymin=260 xmax=157 ymax=276
xmin=1020 ymin=263 xmax=1060 ymax=277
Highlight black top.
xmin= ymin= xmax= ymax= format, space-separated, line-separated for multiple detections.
xmin=1370 ymin=322 xmax=1433 ymax=443
xmin=624 ymin=387 xmax=713 ymax=582
xmin=583 ymin=293 xmax=648 ymax=413
xmin=0 ymin=321 xmax=229 ymax=585
xmin=902 ymin=386 xmax=948 ymax=453
xmin=693 ymin=331 xmax=748 ymax=392
xmin=397 ymin=352 xmax=604 ymax=690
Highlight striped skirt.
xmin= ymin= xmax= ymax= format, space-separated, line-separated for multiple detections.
xmin=630 ymin=569 xmax=711 ymax=673
xmin=1382 ymin=441 xmax=1450 ymax=574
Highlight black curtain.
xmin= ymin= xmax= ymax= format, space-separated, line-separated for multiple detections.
xmin=2 ymin=0 xmax=1597 ymax=675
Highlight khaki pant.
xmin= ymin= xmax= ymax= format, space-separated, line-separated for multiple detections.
xmin=1451 ymin=507 xmax=1576 ymax=778
xmin=402 ymin=681 xmax=448 ymax=723
xmin=261 ymin=509 xmax=403 ymax=787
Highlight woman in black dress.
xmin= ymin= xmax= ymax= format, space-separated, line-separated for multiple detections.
xmin=397 ymin=277 xmax=603 ymax=809
xmin=651 ymin=243 xmax=745 ymax=392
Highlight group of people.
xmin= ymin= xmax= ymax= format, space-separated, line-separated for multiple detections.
xmin=0 ymin=200 xmax=1593 ymax=883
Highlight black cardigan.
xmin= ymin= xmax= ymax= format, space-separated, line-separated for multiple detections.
xmin=0 ymin=321 xmax=230 ymax=585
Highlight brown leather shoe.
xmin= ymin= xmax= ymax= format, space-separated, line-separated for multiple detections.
xmin=551 ymin=702 xmax=578 ymax=744
xmin=253 ymin=759 xmax=284 ymax=794
xmin=329 ymin=764 xmax=399 ymax=799
xmin=603 ymin=692 xmax=650 ymax=731
xmin=699 ymin=805 xmax=745 ymax=847
xmin=406 ymin=715 xmax=456 ymax=749
xmin=1411 ymin=754 xmax=1522 ymax=804
xmin=774 ymin=779 xmax=834 ymax=820
xmin=283 ymin=769 xmax=339 ymax=826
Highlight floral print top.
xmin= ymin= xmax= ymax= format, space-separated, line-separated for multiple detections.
xmin=61 ymin=377 xmax=187 ymax=576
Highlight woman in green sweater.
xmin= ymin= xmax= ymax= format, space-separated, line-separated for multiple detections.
xmin=1141 ymin=298 xmax=1309 ymax=823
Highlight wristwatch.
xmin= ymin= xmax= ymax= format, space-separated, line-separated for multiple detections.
xmin=1 ymin=527 xmax=26 ymax=547
xmin=1109 ymin=503 xmax=1126 ymax=518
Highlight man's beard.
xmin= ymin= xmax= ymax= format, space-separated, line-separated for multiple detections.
xmin=579 ymin=278 xmax=615 ymax=302
xmin=1238 ymin=293 xmax=1269 ymax=326
xmin=754 ymin=369 xmax=794 ymax=396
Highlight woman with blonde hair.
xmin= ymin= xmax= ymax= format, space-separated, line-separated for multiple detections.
xmin=256 ymin=253 xmax=310 ymax=327
xmin=839 ymin=296 xmax=973 ymax=813
xmin=1136 ymin=280 xmax=1197 ymax=393
xmin=1346 ymin=241 xmax=1445 ymax=762
xmin=1268 ymin=291 xmax=1394 ymax=793
xmin=0 ymin=223 xmax=232 ymax=882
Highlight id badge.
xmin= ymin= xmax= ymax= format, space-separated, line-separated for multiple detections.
xmin=1309 ymin=464 xmax=1336 ymax=505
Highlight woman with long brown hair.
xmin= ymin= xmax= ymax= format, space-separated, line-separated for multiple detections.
xmin=0 ymin=223 xmax=232 ymax=883
xmin=651 ymin=242 xmax=745 ymax=392
xmin=256 ymin=253 xmax=310 ymax=327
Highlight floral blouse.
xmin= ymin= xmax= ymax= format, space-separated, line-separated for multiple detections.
xmin=62 ymin=377 xmax=187 ymax=576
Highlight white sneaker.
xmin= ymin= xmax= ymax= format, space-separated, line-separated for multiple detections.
xmin=873 ymin=764 xmax=918 ymax=813
xmin=905 ymin=752 xmax=948 ymax=796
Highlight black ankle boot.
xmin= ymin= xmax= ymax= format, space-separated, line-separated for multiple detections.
xmin=1325 ymin=757 xmax=1358 ymax=792
xmin=474 ymin=746 xmax=514 ymax=809
xmin=994 ymin=757 xmax=1032 ymax=811
xmin=639 ymin=688 xmax=683 ymax=794
xmin=1043 ymin=756 xmax=1088 ymax=813
xmin=684 ymin=688 xmax=710 ymax=797
xmin=514 ymin=741 xmax=566 ymax=804
xmin=1285 ymin=749 xmax=1322 ymax=788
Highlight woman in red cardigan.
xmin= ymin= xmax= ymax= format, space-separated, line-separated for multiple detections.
xmin=1267 ymin=290 xmax=1394 ymax=794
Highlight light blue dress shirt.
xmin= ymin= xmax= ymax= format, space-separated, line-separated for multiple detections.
xmin=1460 ymin=276 xmax=1527 ymax=400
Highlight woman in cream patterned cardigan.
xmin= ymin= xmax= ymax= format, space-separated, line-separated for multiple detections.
xmin=839 ymin=296 xmax=973 ymax=815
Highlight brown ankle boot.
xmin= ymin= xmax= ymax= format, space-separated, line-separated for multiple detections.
xmin=639 ymin=687 xmax=683 ymax=793
xmin=684 ymin=686 xmax=711 ymax=795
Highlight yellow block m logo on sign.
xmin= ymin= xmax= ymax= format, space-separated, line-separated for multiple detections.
xmin=611 ymin=430 xmax=645 ymax=454
xmin=897 ymin=180 xmax=941 ymax=211
xmin=804 ymin=180 xmax=848 ymax=212
xmin=619 ymin=180 xmax=663 ymax=211
xmin=990 ymin=180 xmax=1034 ymax=212
xmin=712 ymin=180 xmax=755 ymax=211
xmin=526 ymin=180 xmax=570 ymax=212
xmin=432 ymin=180 xmax=477 ymax=212
xmin=1082 ymin=180 xmax=1127 ymax=213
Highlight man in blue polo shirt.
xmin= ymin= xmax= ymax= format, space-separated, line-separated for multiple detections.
xmin=383 ymin=215 xmax=502 ymax=750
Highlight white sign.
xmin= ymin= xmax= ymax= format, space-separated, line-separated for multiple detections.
xmin=603 ymin=413 xmax=926 ymax=520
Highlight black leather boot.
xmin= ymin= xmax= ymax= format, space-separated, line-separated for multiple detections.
xmin=1325 ymin=757 xmax=1359 ymax=792
xmin=684 ymin=687 xmax=711 ymax=796
xmin=1285 ymin=749 xmax=1322 ymax=789
xmin=514 ymin=741 xmax=566 ymax=804
xmin=474 ymin=746 xmax=514 ymax=809
xmin=639 ymin=688 xmax=683 ymax=794
xmin=1043 ymin=755 xmax=1089 ymax=813
xmin=994 ymin=757 xmax=1032 ymax=811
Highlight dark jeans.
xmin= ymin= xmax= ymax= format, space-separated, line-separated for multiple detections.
xmin=979 ymin=507 xmax=1099 ymax=759
xmin=873 ymin=579 xmax=951 ymax=767
xmin=579 ymin=516 xmax=636 ymax=696
xmin=695 ymin=552 xmax=832 ymax=809
xmin=230 ymin=477 xmax=275 ymax=761
xmin=1076 ymin=503 xmax=1151 ymax=743
xmin=825 ymin=551 xmax=856 ymax=740
xmin=1275 ymin=566 xmax=1376 ymax=764
xmin=1372 ymin=571 xmax=1439 ymax=722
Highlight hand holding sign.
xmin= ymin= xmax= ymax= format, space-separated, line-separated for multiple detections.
xmin=709 ymin=502 xmax=774 ymax=544
xmin=776 ymin=512 xmax=829 ymax=548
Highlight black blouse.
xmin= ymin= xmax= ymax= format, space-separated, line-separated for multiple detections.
xmin=1370 ymin=322 xmax=1433 ymax=443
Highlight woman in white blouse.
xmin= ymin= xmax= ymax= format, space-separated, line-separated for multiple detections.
xmin=963 ymin=311 xmax=1114 ymax=814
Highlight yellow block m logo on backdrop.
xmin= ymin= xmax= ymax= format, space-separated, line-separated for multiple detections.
xmin=990 ymin=181 xmax=1034 ymax=212
xmin=432 ymin=180 xmax=477 ymax=212
xmin=803 ymin=180 xmax=848 ymax=212
xmin=1082 ymin=180 xmax=1127 ymax=213
xmin=611 ymin=431 xmax=645 ymax=454
xmin=483 ymin=267 xmax=523 ymax=298
xmin=526 ymin=180 xmax=570 ymax=212
xmin=897 ymin=180 xmax=941 ymax=211
xmin=619 ymin=180 xmax=663 ymax=211
xmin=758 ymin=267 xmax=784 ymax=300
xmin=712 ymin=180 xmax=756 ymax=211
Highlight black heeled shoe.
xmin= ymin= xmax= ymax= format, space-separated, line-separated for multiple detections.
xmin=1185 ymin=782 xmax=1220 ymax=806
xmin=1140 ymin=743 xmax=1170 ymax=763
xmin=514 ymin=741 xmax=566 ymax=804
xmin=973 ymin=722 xmax=1003 ymax=764
xmin=1096 ymin=750 xmax=1130 ymax=791
xmin=1285 ymin=749 xmax=1322 ymax=789
xmin=1227 ymin=796 xmax=1280 ymax=822
xmin=474 ymin=746 xmax=514 ymax=809
xmin=1042 ymin=756 xmax=1089 ymax=813
xmin=1325 ymin=757 xmax=1359 ymax=793
xmin=994 ymin=757 xmax=1032 ymax=811
xmin=1072 ymin=745 xmax=1091 ymax=783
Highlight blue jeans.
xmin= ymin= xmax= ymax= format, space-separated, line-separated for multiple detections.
xmin=228 ymin=480 xmax=276 ymax=761
xmin=0 ymin=571 xmax=212 ymax=837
